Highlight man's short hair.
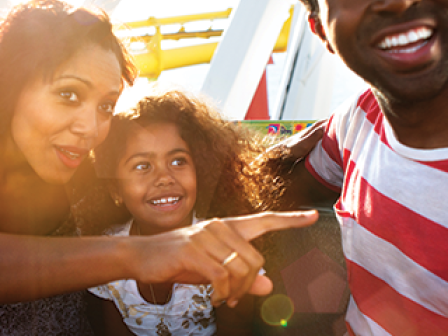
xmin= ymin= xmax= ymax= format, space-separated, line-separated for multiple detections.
xmin=300 ymin=0 xmax=319 ymax=14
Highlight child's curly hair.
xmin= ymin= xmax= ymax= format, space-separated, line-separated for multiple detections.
xmin=92 ymin=89 xmax=287 ymax=222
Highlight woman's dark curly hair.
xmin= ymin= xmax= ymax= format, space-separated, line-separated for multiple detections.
xmin=90 ymin=89 xmax=287 ymax=227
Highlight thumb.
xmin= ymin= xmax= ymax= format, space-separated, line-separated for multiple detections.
xmin=248 ymin=274 xmax=273 ymax=296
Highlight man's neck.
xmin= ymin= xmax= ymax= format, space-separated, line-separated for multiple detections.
xmin=374 ymin=89 xmax=448 ymax=149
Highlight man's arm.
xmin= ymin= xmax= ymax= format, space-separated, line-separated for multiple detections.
xmin=266 ymin=119 xmax=339 ymax=211
xmin=277 ymin=158 xmax=340 ymax=211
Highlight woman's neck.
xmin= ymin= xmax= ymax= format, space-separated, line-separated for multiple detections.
xmin=0 ymin=134 xmax=70 ymax=235
xmin=1 ymin=131 xmax=33 ymax=174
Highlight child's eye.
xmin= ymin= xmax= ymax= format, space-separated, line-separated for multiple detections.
xmin=172 ymin=158 xmax=187 ymax=166
xmin=134 ymin=163 xmax=150 ymax=171
xmin=99 ymin=101 xmax=116 ymax=114
xmin=59 ymin=90 xmax=79 ymax=103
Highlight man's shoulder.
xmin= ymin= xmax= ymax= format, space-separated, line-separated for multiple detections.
xmin=356 ymin=88 xmax=379 ymax=113
xmin=330 ymin=88 xmax=380 ymax=126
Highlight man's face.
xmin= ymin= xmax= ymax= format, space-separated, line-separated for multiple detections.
xmin=316 ymin=0 xmax=448 ymax=104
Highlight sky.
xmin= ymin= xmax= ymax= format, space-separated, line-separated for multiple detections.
xmin=112 ymin=0 xmax=240 ymax=21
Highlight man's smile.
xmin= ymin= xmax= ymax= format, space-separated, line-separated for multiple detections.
xmin=377 ymin=26 xmax=433 ymax=53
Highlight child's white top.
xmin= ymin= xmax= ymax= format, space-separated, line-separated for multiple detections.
xmin=89 ymin=220 xmax=216 ymax=336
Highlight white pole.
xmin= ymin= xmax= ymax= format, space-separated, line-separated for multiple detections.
xmin=274 ymin=3 xmax=335 ymax=120
xmin=201 ymin=0 xmax=293 ymax=120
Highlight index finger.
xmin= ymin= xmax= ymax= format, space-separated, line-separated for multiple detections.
xmin=225 ymin=210 xmax=318 ymax=241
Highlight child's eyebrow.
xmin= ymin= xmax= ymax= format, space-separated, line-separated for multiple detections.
xmin=168 ymin=148 xmax=191 ymax=156
xmin=123 ymin=148 xmax=191 ymax=165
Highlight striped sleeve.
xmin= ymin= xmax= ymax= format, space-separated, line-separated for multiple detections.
xmin=306 ymin=94 xmax=361 ymax=191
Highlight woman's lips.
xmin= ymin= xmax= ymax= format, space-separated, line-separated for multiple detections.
xmin=54 ymin=145 xmax=88 ymax=169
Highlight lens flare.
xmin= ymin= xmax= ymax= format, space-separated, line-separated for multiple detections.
xmin=261 ymin=294 xmax=294 ymax=327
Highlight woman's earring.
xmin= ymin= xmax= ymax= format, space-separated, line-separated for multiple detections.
xmin=114 ymin=199 xmax=121 ymax=207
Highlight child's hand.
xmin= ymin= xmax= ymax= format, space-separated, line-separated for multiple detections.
xmin=125 ymin=210 xmax=318 ymax=308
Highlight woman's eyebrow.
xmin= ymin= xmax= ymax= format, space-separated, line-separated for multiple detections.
xmin=53 ymin=75 xmax=121 ymax=96
xmin=54 ymin=74 xmax=92 ymax=87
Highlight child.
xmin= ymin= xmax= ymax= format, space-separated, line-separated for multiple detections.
xmin=88 ymin=88 xmax=284 ymax=336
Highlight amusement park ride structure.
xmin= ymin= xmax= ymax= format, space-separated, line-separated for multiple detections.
xmin=98 ymin=0 xmax=336 ymax=121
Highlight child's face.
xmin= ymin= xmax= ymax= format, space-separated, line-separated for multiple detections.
xmin=114 ymin=122 xmax=197 ymax=234
xmin=316 ymin=0 xmax=448 ymax=103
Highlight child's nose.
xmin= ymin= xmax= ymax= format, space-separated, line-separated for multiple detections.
xmin=155 ymin=169 xmax=175 ymax=187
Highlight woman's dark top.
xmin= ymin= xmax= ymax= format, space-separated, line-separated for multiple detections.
xmin=0 ymin=218 xmax=95 ymax=336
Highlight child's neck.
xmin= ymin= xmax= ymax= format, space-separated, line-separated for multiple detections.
xmin=131 ymin=218 xmax=197 ymax=305
xmin=131 ymin=216 xmax=194 ymax=237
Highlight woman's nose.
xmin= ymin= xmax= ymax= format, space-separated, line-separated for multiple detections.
xmin=70 ymin=106 xmax=100 ymax=139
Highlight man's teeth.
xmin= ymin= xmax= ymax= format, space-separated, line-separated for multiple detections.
xmin=59 ymin=148 xmax=80 ymax=159
xmin=151 ymin=197 xmax=180 ymax=205
xmin=378 ymin=27 xmax=433 ymax=50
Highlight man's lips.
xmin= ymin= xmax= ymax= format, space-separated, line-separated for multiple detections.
xmin=376 ymin=26 xmax=433 ymax=52
xmin=369 ymin=20 xmax=440 ymax=71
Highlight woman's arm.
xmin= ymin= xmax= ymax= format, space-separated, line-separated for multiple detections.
xmin=0 ymin=210 xmax=318 ymax=305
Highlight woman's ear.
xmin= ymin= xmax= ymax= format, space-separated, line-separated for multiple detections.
xmin=308 ymin=13 xmax=335 ymax=54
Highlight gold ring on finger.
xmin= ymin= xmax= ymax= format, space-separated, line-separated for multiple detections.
xmin=222 ymin=251 xmax=238 ymax=266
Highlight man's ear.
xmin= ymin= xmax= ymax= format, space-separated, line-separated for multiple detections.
xmin=308 ymin=13 xmax=335 ymax=54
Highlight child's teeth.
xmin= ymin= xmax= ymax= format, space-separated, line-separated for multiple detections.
xmin=152 ymin=197 xmax=180 ymax=205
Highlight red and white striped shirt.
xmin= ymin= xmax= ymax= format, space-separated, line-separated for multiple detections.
xmin=306 ymin=89 xmax=448 ymax=335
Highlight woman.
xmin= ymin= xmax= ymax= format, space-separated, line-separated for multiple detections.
xmin=0 ymin=0 xmax=320 ymax=334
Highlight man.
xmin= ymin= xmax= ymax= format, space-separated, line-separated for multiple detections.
xmin=281 ymin=0 xmax=448 ymax=334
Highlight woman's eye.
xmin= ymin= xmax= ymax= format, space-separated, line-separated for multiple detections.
xmin=60 ymin=90 xmax=78 ymax=102
xmin=99 ymin=102 xmax=115 ymax=114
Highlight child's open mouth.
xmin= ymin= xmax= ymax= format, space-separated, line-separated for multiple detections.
xmin=150 ymin=196 xmax=181 ymax=206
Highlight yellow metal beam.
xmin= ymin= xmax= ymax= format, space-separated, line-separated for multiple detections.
xmin=128 ymin=29 xmax=224 ymax=43
xmin=120 ymin=6 xmax=294 ymax=79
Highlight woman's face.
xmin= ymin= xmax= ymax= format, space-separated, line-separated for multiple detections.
xmin=10 ymin=44 xmax=122 ymax=184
